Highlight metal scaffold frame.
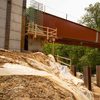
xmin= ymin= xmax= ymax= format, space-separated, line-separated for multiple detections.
xmin=26 ymin=23 xmax=57 ymax=41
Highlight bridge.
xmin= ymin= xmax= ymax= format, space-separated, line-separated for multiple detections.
xmin=26 ymin=10 xmax=100 ymax=48
xmin=42 ymin=12 xmax=100 ymax=48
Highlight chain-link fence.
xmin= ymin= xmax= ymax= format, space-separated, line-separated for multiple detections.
xmin=30 ymin=0 xmax=44 ymax=11
xmin=26 ymin=0 xmax=44 ymax=25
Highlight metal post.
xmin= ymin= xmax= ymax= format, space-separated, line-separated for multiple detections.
xmin=96 ymin=32 xmax=99 ymax=43
xmin=34 ymin=24 xmax=37 ymax=38
xmin=38 ymin=3 xmax=39 ymax=10
xmin=66 ymin=14 xmax=67 ymax=20
xmin=96 ymin=65 xmax=100 ymax=87
xmin=32 ymin=22 xmax=34 ymax=34
xmin=71 ymin=65 xmax=76 ymax=76
xmin=44 ymin=5 xmax=46 ymax=12
xmin=47 ymin=27 xmax=49 ymax=40
xmin=83 ymin=66 xmax=92 ymax=91
xmin=52 ymin=39 xmax=55 ymax=56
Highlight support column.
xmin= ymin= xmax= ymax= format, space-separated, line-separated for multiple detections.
xmin=96 ymin=65 xmax=100 ymax=87
xmin=5 ymin=0 xmax=12 ymax=49
xmin=83 ymin=66 xmax=92 ymax=91
xmin=21 ymin=0 xmax=27 ymax=51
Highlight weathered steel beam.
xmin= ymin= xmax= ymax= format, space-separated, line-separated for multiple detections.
xmin=42 ymin=11 xmax=100 ymax=48
xmin=56 ymin=38 xmax=100 ymax=48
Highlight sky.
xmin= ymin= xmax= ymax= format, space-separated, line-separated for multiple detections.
xmin=27 ymin=0 xmax=100 ymax=23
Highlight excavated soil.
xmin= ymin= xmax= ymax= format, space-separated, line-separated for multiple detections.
xmin=0 ymin=50 xmax=49 ymax=66
xmin=0 ymin=49 xmax=100 ymax=100
xmin=0 ymin=75 xmax=75 ymax=100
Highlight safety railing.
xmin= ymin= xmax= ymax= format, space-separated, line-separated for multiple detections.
xmin=26 ymin=23 xmax=57 ymax=41
xmin=56 ymin=55 xmax=72 ymax=67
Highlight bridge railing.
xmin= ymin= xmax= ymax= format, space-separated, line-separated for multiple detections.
xmin=26 ymin=23 xmax=57 ymax=41
xmin=56 ymin=55 xmax=72 ymax=67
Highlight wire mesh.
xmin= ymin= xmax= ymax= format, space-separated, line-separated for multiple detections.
xmin=26 ymin=0 xmax=44 ymax=25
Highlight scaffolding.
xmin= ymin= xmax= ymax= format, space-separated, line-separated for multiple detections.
xmin=26 ymin=23 xmax=57 ymax=41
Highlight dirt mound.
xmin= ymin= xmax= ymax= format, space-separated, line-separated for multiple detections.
xmin=0 ymin=50 xmax=49 ymax=66
xmin=0 ymin=76 xmax=75 ymax=100
xmin=0 ymin=49 xmax=99 ymax=100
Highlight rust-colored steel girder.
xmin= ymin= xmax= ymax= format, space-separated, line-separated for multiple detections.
xmin=41 ymin=12 xmax=100 ymax=48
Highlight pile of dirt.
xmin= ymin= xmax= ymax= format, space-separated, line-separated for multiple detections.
xmin=92 ymin=84 xmax=100 ymax=99
xmin=0 ymin=76 xmax=75 ymax=100
xmin=0 ymin=49 xmax=49 ymax=66
xmin=0 ymin=49 xmax=100 ymax=100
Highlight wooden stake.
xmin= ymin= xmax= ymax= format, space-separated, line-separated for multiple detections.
xmin=83 ymin=66 xmax=92 ymax=91
xmin=96 ymin=65 xmax=100 ymax=87
xmin=71 ymin=65 xmax=76 ymax=76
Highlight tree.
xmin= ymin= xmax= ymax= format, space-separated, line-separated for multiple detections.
xmin=79 ymin=2 xmax=100 ymax=31
xmin=78 ymin=2 xmax=100 ymax=73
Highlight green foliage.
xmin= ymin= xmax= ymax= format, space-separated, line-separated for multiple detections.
xmin=43 ymin=43 xmax=66 ymax=56
xmin=79 ymin=2 xmax=100 ymax=31
xmin=43 ymin=43 xmax=100 ymax=73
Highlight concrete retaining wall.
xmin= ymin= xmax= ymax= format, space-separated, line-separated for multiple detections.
xmin=28 ymin=38 xmax=43 ymax=51
xmin=9 ymin=0 xmax=23 ymax=51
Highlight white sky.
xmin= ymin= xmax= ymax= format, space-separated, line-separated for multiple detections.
xmin=27 ymin=0 xmax=100 ymax=23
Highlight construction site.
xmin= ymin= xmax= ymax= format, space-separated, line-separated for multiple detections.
xmin=0 ymin=0 xmax=100 ymax=100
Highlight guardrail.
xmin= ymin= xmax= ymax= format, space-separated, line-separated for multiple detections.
xmin=26 ymin=23 xmax=57 ymax=41
xmin=56 ymin=55 xmax=72 ymax=67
